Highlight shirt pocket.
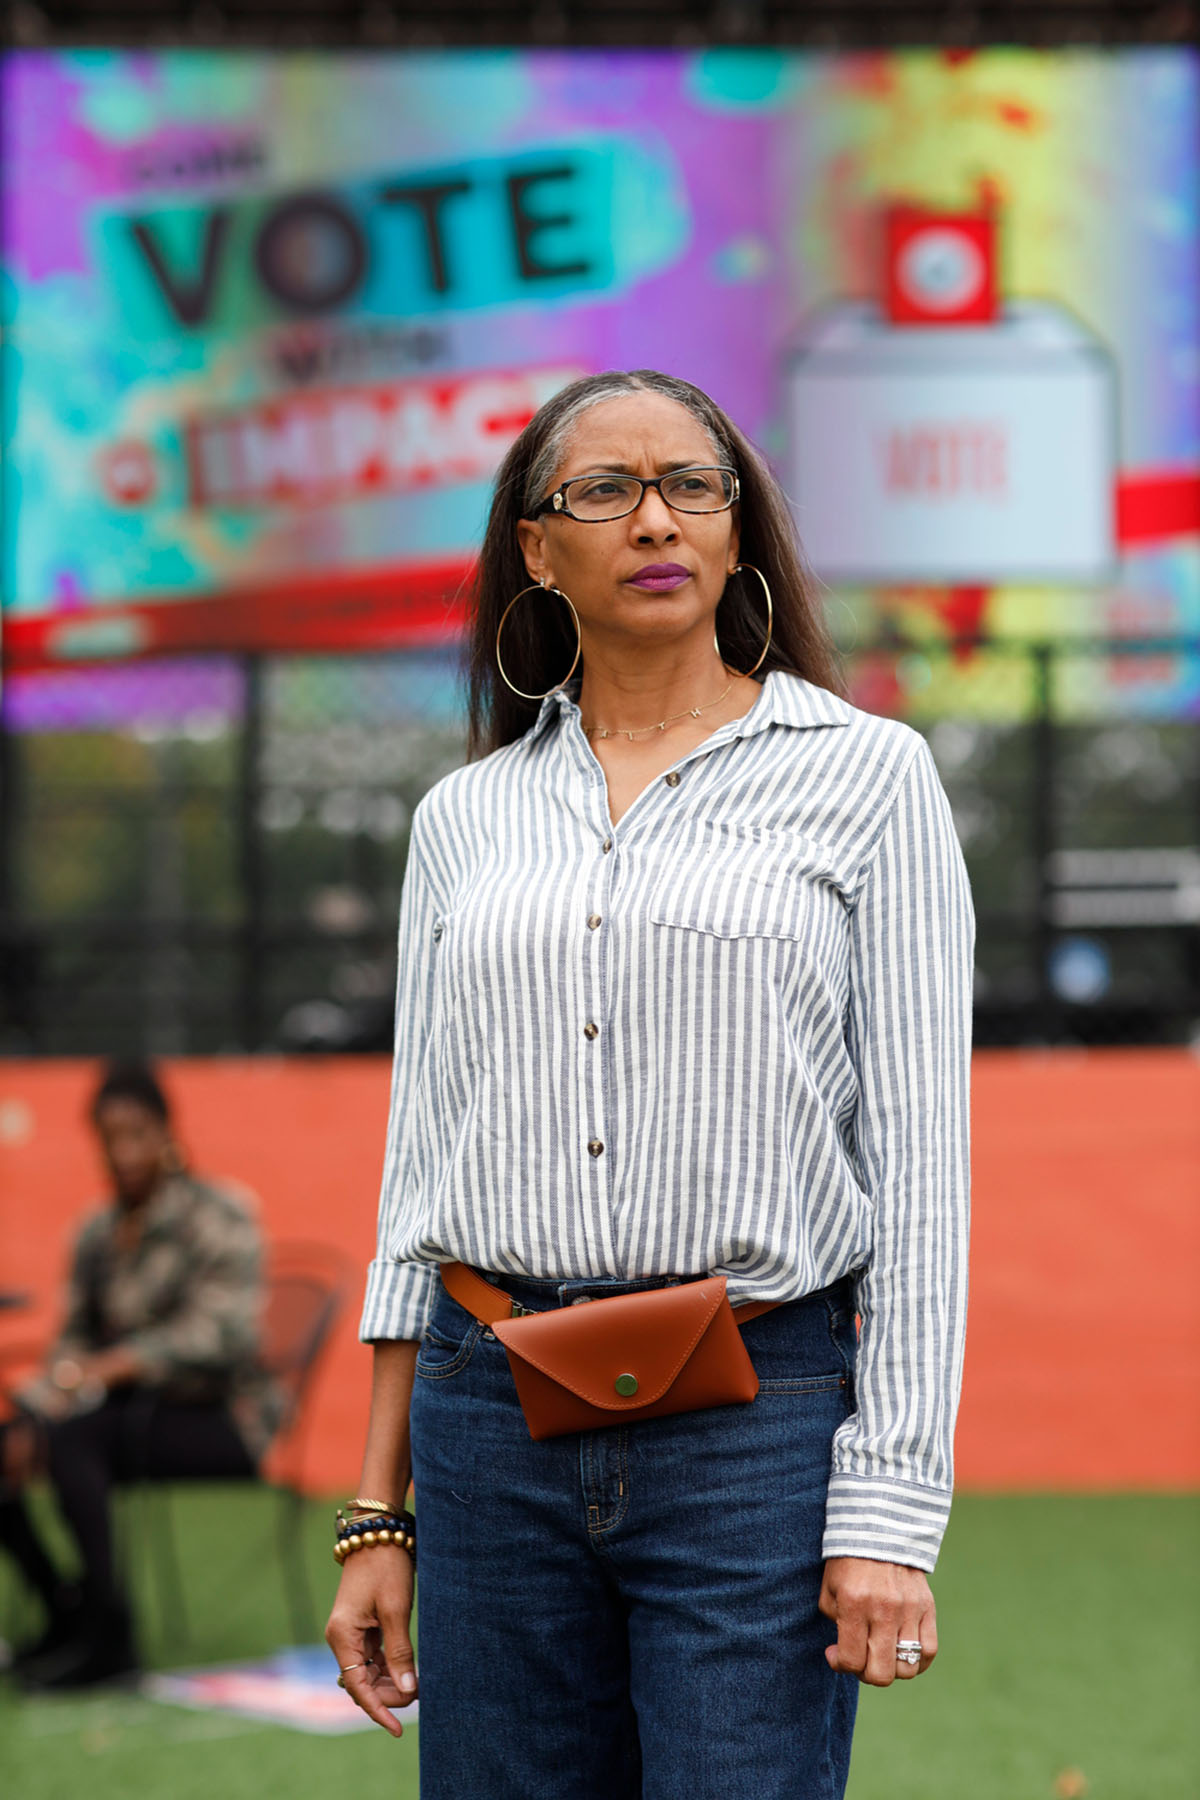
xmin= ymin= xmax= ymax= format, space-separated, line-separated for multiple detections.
xmin=645 ymin=827 xmax=843 ymax=942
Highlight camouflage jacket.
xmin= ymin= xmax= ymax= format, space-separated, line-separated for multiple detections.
xmin=48 ymin=1173 xmax=286 ymax=1462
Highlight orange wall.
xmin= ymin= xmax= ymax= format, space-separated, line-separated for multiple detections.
xmin=1 ymin=1050 xmax=1197 ymax=1494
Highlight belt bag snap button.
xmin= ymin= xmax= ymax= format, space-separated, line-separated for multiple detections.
xmin=614 ymin=1372 xmax=639 ymax=1397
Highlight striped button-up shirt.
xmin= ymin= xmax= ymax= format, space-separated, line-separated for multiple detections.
xmin=362 ymin=668 xmax=974 ymax=1570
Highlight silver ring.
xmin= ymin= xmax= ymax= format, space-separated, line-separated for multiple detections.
xmin=896 ymin=1645 xmax=922 ymax=1666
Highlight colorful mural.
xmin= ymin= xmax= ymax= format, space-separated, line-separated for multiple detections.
xmin=1 ymin=48 xmax=1197 ymax=717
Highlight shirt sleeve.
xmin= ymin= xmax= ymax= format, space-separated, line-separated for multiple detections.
xmin=122 ymin=1191 xmax=264 ymax=1382
xmin=359 ymin=803 xmax=442 ymax=1343
xmin=41 ymin=1217 xmax=101 ymax=1364
xmin=822 ymin=736 xmax=975 ymax=1572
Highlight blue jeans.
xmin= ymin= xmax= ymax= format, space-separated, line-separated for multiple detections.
xmin=410 ymin=1269 xmax=860 ymax=1800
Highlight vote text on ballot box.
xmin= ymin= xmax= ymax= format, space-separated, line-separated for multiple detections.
xmin=785 ymin=301 xmax=1117 ymax=585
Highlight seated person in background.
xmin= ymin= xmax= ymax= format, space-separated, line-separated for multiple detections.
xmin=0 ymin=1060 xmax=283 ymax=1689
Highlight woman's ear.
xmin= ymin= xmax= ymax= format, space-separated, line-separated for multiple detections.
xmin=516 ymin=518 xmax=550 ymax=586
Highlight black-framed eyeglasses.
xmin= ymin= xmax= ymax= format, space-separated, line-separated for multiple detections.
xmin=525 ymin=466 xmax=740 ymax=523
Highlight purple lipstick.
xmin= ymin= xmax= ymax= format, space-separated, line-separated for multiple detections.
xmin=627 ymin=563 xmax=691 ymax=593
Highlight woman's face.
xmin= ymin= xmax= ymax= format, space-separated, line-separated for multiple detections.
xmin=94 ymin=1097 xmax=171 ymax=1203
xmin=516 ymin=391 xmax=740 ymax=657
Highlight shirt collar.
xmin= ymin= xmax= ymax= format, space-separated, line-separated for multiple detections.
xmin=526 ymin=667 xmax=851 ymax=745
xmin=528 ymin=672 xmax=583 ymax=739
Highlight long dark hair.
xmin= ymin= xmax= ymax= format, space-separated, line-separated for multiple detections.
xmin=464 ymin=370 xmax=844 ymax=760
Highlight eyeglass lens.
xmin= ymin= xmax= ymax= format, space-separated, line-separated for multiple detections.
xmin=564 ymin=468 xmax=734 ymax=519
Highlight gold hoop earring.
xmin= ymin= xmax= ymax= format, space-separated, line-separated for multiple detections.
xmin=714 ymin=563 xmax=773 ymax=678
xmin=496 ymin=582 xmax=583 ymax=702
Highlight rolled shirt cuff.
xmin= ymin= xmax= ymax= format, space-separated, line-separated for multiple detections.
xmin=821 ymin=1471 xmax=953 ymax=1573
xmin=360 ymin=1256 xmax=438 ymax=1343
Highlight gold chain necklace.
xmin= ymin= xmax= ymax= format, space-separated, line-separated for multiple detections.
xmin=582 ymin=677 xmax=733 ymax=742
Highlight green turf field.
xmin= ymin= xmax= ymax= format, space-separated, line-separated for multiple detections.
xmin=1 ymin=1491 xmax=1195 ymax=1799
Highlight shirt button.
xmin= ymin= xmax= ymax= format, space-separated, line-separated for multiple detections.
xmin=583 ymin=1022 xmax=599 ymax=1039
xmin=587 ymin=913 xmax=602 ymax=929
xmin=664 ymin=771 xmax=681 ymax=788
xmin=602 ymin=838 xmax=613 ymax=853
xmin=587 ymin=1138 xmax=604 ymax=1157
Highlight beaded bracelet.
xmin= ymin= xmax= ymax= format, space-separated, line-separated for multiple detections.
xmin=335 ymin=1507 xmax=415 ymax=1541
xmin=333 ymin=1507 xmax=417 ymax=1566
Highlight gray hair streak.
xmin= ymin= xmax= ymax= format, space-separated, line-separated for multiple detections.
xmin=522 ymin=371 xmax=727 ymax=515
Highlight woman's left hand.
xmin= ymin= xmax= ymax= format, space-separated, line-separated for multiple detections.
xmin=818 ymin=1556 xmax=938 ymax=1685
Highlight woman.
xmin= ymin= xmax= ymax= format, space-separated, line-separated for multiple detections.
xmin=0 ymin=1061 xmax=281 ymax=1689
xmin=326 ymin=370 xmax=974 ymax=1797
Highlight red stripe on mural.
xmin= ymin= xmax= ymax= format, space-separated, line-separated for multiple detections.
xmin=2 ymin=559 xmax=475 ymax=671
xmin=1115 ymin=470 xmax=1200 ymax=546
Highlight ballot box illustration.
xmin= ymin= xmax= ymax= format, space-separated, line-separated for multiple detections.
xmin=786 ymin=210 xmax=1118 ymax=585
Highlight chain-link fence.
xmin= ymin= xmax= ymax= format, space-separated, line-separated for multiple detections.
xmin=1 ymin=636 xmax=1197 ymax=1056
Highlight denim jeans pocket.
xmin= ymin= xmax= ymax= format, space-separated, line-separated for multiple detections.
xmin=755 ymin=1372 xmax=848 ymax=1395
xmin=415 ymin=1309 xmax=484 ymax=1380
xmin=823 ymin=1299 xmax=858 ymax=1412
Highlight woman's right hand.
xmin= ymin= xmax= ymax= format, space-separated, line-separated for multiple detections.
xmin=325 ymin=1545 xmax=418 ymax=1737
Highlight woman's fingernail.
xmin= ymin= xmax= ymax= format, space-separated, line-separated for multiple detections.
xmin=399 ymin=1672 xmax=417 ymax=1695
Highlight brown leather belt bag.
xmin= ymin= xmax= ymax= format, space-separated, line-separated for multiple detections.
xmin=440 ymin=1262 xmax=780 ymax=1441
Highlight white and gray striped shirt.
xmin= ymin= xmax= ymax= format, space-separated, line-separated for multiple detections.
xmin=362 ymin=668 xmax=974 ymax=1570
